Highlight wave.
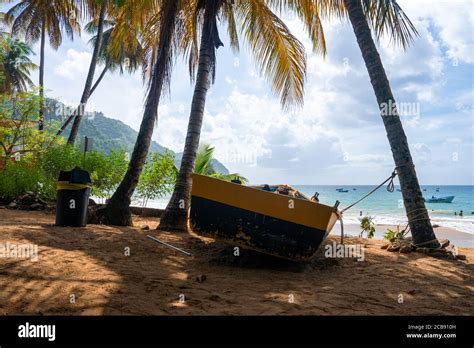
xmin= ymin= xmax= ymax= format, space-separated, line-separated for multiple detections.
xmin=343 ymin=212 xmax=474 ymax=234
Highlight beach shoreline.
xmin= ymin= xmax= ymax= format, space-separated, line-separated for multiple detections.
xmin=341 ymin=223 xmax=474 ymax=248
xmin=0 ymin=209 xmax=472 ymax=316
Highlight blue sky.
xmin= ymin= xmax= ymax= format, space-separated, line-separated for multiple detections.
xmin=2 ymin=0 xmax=473 ymax=184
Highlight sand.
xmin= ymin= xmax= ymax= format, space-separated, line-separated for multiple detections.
xmin=0 ymin=209 xmax=472 ymax=315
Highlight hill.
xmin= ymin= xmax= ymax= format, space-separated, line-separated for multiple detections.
xmin=45 ymin=99 xmax=229 ymax=174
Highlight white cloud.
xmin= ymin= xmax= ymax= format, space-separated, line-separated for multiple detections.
xmin=54 ymin=49 xmax=92 ymax=80
xmin=398 ymin=0 xmax=474 ymax=63
xmin=6 ymin=0 xmax=469 ymax=184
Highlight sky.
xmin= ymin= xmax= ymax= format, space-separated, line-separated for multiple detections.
xmin=1 ymin=0 xmax=473 ymax=185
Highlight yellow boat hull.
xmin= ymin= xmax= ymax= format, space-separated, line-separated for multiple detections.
xmin=190 ymin=174 xmax=339 ymax=261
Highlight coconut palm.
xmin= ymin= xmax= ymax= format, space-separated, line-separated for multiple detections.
xmin=0 ymin=35 xmax=37 ymax=93
xmin=158 ymin=0 xmax=309 ymax=231
xmin=4 ymin=0 xmax=80 ymax=130
xmin=273 ymin=0 xmax=438 ymax=247
xmin=66 ymin=0 xmax=108 ymax=145
xmin=86 ymin=18 xmax=143 ymax=94
xmin=341 ymin=0 xmax=438 ymax=247
xmin=57 ymin=2 xmax=143 ymax=138
xmin=90 ymin=0 xmax=182 ymax=225
xmin=194 ymin=143 xmax=248 ymax=183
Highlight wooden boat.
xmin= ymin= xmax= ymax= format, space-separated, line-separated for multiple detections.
xmin=424 ymin=195 xmax=455 ymax=203
xmin=190 ymin=174 xmax=340 ymax=261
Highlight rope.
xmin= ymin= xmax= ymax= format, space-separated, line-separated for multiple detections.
xmin=413 ymin=238 xmax=440 ymax=249
xmin=340 ymin=169 xmax=397 ymax=213
xmin=338 ymin=214 xmax=344 ymax=244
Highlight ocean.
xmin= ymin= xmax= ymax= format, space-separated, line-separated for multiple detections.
xmin=135 ymin=185 xmax=474 ymax=235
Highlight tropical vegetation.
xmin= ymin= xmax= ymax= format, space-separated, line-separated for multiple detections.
xmin=0 ymin=0 xmax=438 ymax=247
xmin=194 ymin=143 xmax=247 ymax=184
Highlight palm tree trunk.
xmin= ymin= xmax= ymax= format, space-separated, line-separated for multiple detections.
xmin=90 ymin=65 xmax=108 ymax=95
xmin=67 ymin=0 xmax=108 ymax=145
xmin=56 ymin=65 xmax=109 ymax=137
xmin=158 ymin=1 xmax=221 ymax=232
xmin=90 ymin=0 xmax=179 ymax=226
xmin=344 ymin=0 xmax=439 ymax=248
xmin=38 ymin=18 xmax=46 ymax=131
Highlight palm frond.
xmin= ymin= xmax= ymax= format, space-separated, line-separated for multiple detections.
xmin=222 ymin=1 xmax=239 ymax=53
xmin=362 ymin=0 xmax=419 ymax=50
xmin=194 ymin=143 xmax=215 ymax=175
xmin=267 ymin=0 xmax=327 ymax=55
xmin=234 ymin=0 xmax=307 ymax=109
xmin=210 ymin=172 xmax=249 ymax=184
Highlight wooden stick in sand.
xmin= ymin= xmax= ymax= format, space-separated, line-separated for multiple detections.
xmin=147 ymin=235 xmax=192 ymax=256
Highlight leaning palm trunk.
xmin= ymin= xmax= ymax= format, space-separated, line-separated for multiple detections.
xmin=91 ymin=0 xmax=178 ymax=226
xmin=56 ymin=65 xmax=109 ymax=137
xmin=67 ymin=0 xmax=108 ymax=145
xmin=158 ymin=1 xmax=221 ymax=232
xmin=38 ymin=18 xmax=45 ymax=130
xmin=344 ymin=0 xmax=439 ymax=248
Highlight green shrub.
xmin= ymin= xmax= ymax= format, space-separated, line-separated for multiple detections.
xmin=136 ymin=151 xmax=177 ymax=207
xmin=0 ymin=144 xmax=129 ymax=202
xmin=359 ymin=215 xmax=375 ymax=239
xmin=0 ymin=154 xmax=45 ymax=201
xmin=82 ymin=149 xmax=128 ymax=200
xmin=383 ymin=226 xmax=408 ymax=240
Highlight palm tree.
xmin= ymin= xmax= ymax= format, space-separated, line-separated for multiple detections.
xmin=87 ymin=17 xmax=143 ymax=94
xmin=5 ymin=0 xmax=80 ymax=130
xmin=56 ymin=13 xmax=144 ymax=137
xmin=90 ymin=0 xmax=182 ymax=225
xmin=341 ymin=0 xmax=438 ymax=247
xmin=194 ymin=143 xmax=248 ymax=183
xmin=0 ymin=35 xmax=37 ymax=93
xmin=66 ymin=0 xmax=108 ymax=145
xmin=158 ymin=0 xmax=309 ymax=231
xmin=274 ymin=0 xmax=438 ymax=247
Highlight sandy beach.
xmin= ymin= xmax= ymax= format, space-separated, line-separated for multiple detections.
xmin=0 ymin=208 xmax=472 ymax=316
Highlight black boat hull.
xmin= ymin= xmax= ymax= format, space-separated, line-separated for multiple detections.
xmin=190 ymin=174 xmax=339 ymax=261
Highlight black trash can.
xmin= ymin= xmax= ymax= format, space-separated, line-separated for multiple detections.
xmin=55 ymin=167 xmax=92 ymax=227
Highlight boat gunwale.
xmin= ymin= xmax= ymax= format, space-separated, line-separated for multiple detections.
xmin=191 ymin=174 xmax=339 ymax=231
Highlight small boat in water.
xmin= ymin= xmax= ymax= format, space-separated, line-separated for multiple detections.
xmin=190 ymin=174 xmax=340 ymax=261
xmin=337 ymin=189 xmax=349 ymax=193
xmin=424 ymin=195 xmax=455 ymax=203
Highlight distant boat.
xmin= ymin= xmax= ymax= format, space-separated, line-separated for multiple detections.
xmin=423 ymin=189 xmax=427 ymax=191
xmin=424 ymin=196 xmax=455 ymax=203
xmin=337 ymin=189 xmax=349 ymax=193
xmin=336 ymin=188 xmax=344 ymax=191
xmin=353 ymin=188 xmax=356 ymax=191
xmin=436 ymin=188 xmax=440 ymax=192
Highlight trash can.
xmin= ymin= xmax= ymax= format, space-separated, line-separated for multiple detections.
xmin=55 ymin=167 xmax=92 ymax=227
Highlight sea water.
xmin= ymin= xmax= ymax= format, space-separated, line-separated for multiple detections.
xmin=293 ymin=185 xmax=474 ymax=235
xmin=140 ymin=185 xmax=474 ymax=235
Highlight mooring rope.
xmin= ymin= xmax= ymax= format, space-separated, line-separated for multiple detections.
xmin=338 ymin=214 xmax=344 ymax=244
xmin=340 ymin=169 xmax=398 ymax=213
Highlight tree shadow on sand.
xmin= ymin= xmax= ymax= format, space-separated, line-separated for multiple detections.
xmin=0 ymin=211 xmax=472 ymax=315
